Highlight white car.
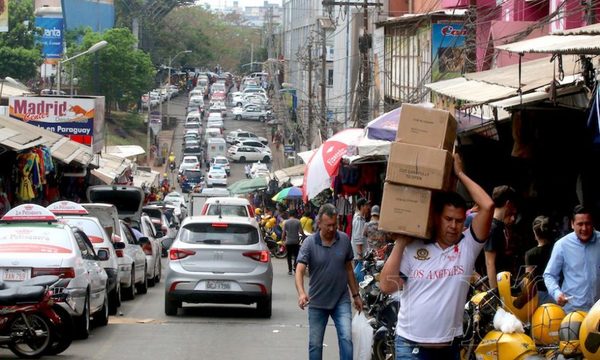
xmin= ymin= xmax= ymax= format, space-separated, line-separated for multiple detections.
xmin=210 ymin=156 xmax=231 ymax=175
xmin=189 ymin=88 xmax=204 ymax=99
xmin=201 ymin=197 xmax=255 ymax=219
xmin=189 ymin=95 xmax=204 ymax=107
xmin=226 ymin=129 xmax=268 ymax=145
xmin=235 ymin=139 xmax=272 ymax=153
xmin=207 ymin=112 xmax=223 ymax=122
xmin=231 ymin=91 xmax=245 ymax=106
xmin=206 ymin=167 xmax=228 ymax=187
xmin=163 ymin=191 xmax=188 ymax=219
xmin=228 ymin=145 xmax=272 ymax=163
xmin=186 ymin=111 xmax=201 ymax=123
xmin=47 ymin=201 xmax=122 ymax=316
xmin=207 ymin=119 xmax=225 ymax=131
xmin=0 ymin=204 xmax=109 ymax=339
xmin=179 ymin=155 xmax=201 ymax=173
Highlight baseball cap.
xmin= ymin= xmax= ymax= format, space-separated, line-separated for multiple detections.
xmin=371 ymin=205 xmax=380 ymax=216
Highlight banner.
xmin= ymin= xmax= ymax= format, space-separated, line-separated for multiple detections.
xmin=431 ymin=23 xmax=467 ymax=82
xmin=9 ymin=96 xmax=94 ymax=146
xmin=0 ymin=0 xmax=8 ymax=33
xmin=34 ymin=17 xmax=64 ymax=59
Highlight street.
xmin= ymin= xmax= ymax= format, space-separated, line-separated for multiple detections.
xmin=0 ymin=94 xmax=341 ymax=360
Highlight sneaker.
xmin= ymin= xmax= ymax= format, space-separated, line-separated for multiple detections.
xmin=288 ymin=271 xmax=293 ymax=275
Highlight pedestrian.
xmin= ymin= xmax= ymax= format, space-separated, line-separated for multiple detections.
xmin=363 ymin=205 xmax=389 ymax=260
xmin=524 ymin=215 xmax=555 ymax=305
xmin=480 ymin=185 xmax=519 ymax=288
xmin=283 ymin=209 xmax=304 ymax=275
xmin=300 ymin=210 xmax=314 ymax=235
xmin=295 ymin=203 xmax=362 ymax=360
xmin=244 ymin=164 xmax=251 ymax=178
xmin=379 ymin=153 xmax=494 ymax=359
xmin=351 ymin=198 xmax=370 ymax=265
xmin=544 ymin=205 xmax=600 ymax=312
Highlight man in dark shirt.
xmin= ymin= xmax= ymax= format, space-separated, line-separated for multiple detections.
xmin=295 ymin=204 xmax=362 ymax=360
xmin=484 ymin=185 xmax=518 ymax=288
xmin=283 ymin=209 xmax=304 ymax=275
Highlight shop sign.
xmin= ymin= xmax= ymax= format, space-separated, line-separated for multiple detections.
xmin=8 ymin=96 xmax=95 ymax=145
xmin=1 ymin=204 xmax=58 ymax=222
xmin=47 ymin=201 xmax=89 ymax=215
xmin=431 ymin=24 xmax=467 ymax=82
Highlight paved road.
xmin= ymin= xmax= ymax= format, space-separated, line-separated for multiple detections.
xmin=0 ymin=93 xmax=343 ymax=359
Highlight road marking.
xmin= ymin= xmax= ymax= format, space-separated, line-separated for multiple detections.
xmin=109 ymin=317 xmax=165 ymax=324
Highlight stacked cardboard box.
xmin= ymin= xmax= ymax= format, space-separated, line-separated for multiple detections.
xmin=379 ymin=104 xmax=457 ymax=239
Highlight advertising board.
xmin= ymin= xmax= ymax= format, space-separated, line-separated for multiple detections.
xmin=34 ymin=17 xmax=64 ymax=59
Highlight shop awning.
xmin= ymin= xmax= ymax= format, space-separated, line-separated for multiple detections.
xmin=132 ymin=169 xmax=159 ymax=188
xmin=90 ymin=153 xmax=132 ymax=185
xmin=272 ymin=164 xmax=305 ymax=186
xmin=496 ymin=23 xmax=600 ymax=55
xmin=105 ymin=145 xmax=146 ymax=159
xmin=425 ymin=55 xmax=580 ymax=105
xmin=228 ymin=176 xmax=268 ymax=195
xmin=0 ymin=115 xmax=95 ymax=167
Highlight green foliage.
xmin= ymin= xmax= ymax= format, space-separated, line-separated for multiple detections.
xmin=73 ymin=28 xmax=155 ymax=110
xmin=0 ymin=0 xmax=41 ymax=79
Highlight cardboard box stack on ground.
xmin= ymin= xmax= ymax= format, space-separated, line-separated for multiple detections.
xmin=379 ymin=104 xmax=457 ymax=239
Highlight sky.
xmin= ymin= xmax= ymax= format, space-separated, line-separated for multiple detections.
xmin=195 ymin=0 xmax=282 ymax=8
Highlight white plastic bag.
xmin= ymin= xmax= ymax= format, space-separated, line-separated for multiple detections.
xmin=493 ymin=308 xmax=524 ymax=334
xmin=352 ymin=312 xmax=373 ymax=360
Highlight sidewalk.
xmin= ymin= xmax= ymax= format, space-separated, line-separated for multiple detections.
xmin=148 ymin=129 xmax=175 ymax=175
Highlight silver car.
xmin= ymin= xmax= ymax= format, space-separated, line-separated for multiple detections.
xmin=165 ymin=216 xmax=273 ymax=317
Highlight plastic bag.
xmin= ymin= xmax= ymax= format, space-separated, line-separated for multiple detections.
xmin=493 ymin=308 xmax=524 ymax=334
xmin=352 ymin=312 xmax=373 ymax=360
xmin=354 ymin=261 xmax=364 ymax=282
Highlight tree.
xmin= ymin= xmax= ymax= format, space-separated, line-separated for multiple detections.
xmin=0 ymin=0 xmax=42 ymax=79
xmin=73 ymin=28 xmax=155 ymax=111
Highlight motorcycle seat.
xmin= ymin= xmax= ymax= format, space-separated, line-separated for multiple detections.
xmin=20 ymin=275 xmax=59 ymax=288
xmin=0 ymin=286 xmax=46 ymax=305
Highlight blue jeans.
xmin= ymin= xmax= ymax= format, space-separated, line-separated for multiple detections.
xmin=308 ymin=299 xmax=353 ymax=360
xmin=395 ymin=336 xmax=460 ymax=360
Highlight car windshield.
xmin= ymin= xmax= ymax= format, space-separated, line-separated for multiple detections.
xmin=215 ymin=159 xmax=227 ymax=164
xmin=184 ymin=158 xmax=197 ymax=163
xmin=206 ymin=205 xmax=247 ymax=217
xmin=184 ymin=171 xmax=202 ymax=182
xmin=179 ymin=223 xmax=258 ymax=245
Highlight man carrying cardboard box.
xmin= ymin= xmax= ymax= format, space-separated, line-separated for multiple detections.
xmin=379 ymin=154 xmax=494 ymax=359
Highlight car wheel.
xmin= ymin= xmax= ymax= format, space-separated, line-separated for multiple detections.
xmin=74 ymin=293 xmax=90 ymax=339
xmin=263 ymin=156 xmax=271 ymax=163
xmin=93 ymin=289 xmax=110 ymax=327
xmin=108 ymin=284 xmax=120 ymax=315
xmin=235 ymin=115 xmax=241 ymax=120
xmin=237 ymin=102 xmax=242 ymax=107
xmin=165 ymin=295 xmax=180 ymax=316
xmin=258 ymin=116 xmax=265 ymax=122
xmin=136 ymin=265 xmax=148 ymax=294
xmin=122 ymin=269 xmax=136 ymax=301
xmin=154 ymin=261 xmax=161 ymax=284
xmin=148 ymin=263 xmax=156 ymax=287
xmin=257 ymin=295 xmax=272 ymax=318
xmin=239 ymin=156 xmax=246 ymax=163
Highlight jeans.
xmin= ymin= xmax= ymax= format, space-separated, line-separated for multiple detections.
xmin=308 ymin=299 xmax=353 ymax=360
xmin=395 ymin=336 xmax=460 ymax=360
xmin=286 ymin=244 xmax=300 ymax=273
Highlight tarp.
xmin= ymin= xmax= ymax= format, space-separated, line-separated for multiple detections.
xmin=105 ymin=145 xmax=145 ymax=159
xmin=228 ymin=176 xmax=268 ymax=195
xmin=90 ymin=153 xmax=132 ymax=185
xmin=365 ymin=107 xmax=400 ymax=141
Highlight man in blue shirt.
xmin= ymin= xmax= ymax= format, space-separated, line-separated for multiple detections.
xmin=544 ymin=205 xmax=600 ymax=312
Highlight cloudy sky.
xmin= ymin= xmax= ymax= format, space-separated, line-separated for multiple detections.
xmin=196 ymin=0 xmax=282 ymax=8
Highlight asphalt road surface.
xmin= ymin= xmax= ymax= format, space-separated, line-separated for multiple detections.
xmin=0 ymin=94 xmax=343 ymax=359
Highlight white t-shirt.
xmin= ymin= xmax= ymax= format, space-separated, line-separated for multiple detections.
xmin=396 ymin=228 xmax=484 ymax=343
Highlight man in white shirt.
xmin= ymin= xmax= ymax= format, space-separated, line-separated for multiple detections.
xmin=380 ymin=154 xmax=494 ymax=359
xmin=351 ymin=198 xmax=370 ymax=263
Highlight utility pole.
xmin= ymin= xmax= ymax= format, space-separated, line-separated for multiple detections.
xmin=307 ymin=41 xmax=314 ymax=146
xmin=321 ymin=26 xmax=327 ymax=136
xmin=463 ymin=0 xmax=477 ymax=73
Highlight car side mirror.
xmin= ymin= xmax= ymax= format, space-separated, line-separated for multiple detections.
xmin=138 ymin=236 xmax=150 ymax=245
xmin=97 ymin=249 xmax=110 ymax=261
xmin=113 ymin=241 xmax=126 ymax=250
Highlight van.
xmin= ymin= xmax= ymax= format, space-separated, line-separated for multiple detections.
xmin=206 ymin=137 xmax=227 ymax=162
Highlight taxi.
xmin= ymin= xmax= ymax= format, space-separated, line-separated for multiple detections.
xmin=0 ymin=204 xmax=108 ymax=339
xmin=47 ymin=201 xmax=124 ymax=315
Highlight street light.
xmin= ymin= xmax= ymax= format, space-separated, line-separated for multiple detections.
xmin=57 ymin=40 xmax=108 ymax=94
xmin=166 ymin=50 xmax=192 ymax=123
xmin=0 ymin=77 xmax=19 ymax=104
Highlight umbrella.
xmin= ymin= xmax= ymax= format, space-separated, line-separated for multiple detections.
xmin=272 ymin=186 xmax=303 ymax=202
xmin=303 ymin=128 xmax=364 ymax=201
xmin=228 ymin=176 xmax=268 ymax=195
xmin=365 ymin=107 xmax=401 ymax=141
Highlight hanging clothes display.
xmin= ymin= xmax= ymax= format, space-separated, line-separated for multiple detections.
xmin=15 ymin=146 xmax=54 ymax=203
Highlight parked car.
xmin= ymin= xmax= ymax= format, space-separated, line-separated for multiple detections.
xmin=210 ymin=156 xmax=231 ymax=176
xmin=226 ymin=129 xmax=268 ymax=145
xmin=201 ymin=197 xmax=255 ymax=219
xmin=138 ymin=214 xmax=163 ymax=287
xmin=47 ymin=201 xmax=123 ymax=315
xmin=164 ymin=215 xmax=273 ymax=317
xmin=227 ymin=145 xmax=272 ymax=163
xmin=234 ymin=104 xmax=270 ymax=122
xmin=206 ymin=167 xmax=228 ymax=187
xmin=0 ymin=204 xmax=109 ymax=338
xmin=119 ymin=220 xmax=150 ymax=296
xmin=179 ymin=155 xmax=201 ymax=173
xmin=235 ymin=139 xmax=272 ymax=153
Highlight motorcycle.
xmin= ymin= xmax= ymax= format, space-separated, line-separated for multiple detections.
xmin=0 ymin=275 xmax=72 ymax=358
xmin=264 ymin=228 xmax=287 ymax=259
xmin=169 ymin=161 xmax=176 ymax=173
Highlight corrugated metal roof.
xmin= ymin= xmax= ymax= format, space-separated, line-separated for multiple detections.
xmin=425 ymin=55 xmax=581 ymax=104
xmin=496 ymin=34 xmax=600 ymax=55
xmin=90 ymin=153 xmax=132 ymax=185
xmin=553 ymin=23 xmax=600 ymax=35
xmin=0 ymin=115 xmax=94 ymax=167
xmin=376 ymin=9 xmax=467 ymax=26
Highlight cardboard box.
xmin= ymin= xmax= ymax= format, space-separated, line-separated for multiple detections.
xmin=396 ymin=104 xmax=457 ymax=151
xmin=386 ymin=142 xmax=454 ymax=190
xmin=378 ymin=183 xmax=433 ymax=239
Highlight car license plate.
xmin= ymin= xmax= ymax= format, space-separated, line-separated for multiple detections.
xmin=2 ymin=268 xmax=31 ymax=281
xmin=206 ymin=281 xmax=230 ymax=290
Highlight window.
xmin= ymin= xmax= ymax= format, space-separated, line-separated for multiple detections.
xmin=328 ymin=69 xmax=334 ymax=86
xmin=74 ymin=231 xmax=95 ymax=260
xmin=179 ymin=223 xmax=258 ymax=245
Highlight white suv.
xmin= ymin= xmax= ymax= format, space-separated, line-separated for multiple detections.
xmin=227 ymin=145 xmax=271 ymax=163
xmin=226 ymin=129 xmax=268 ymax=145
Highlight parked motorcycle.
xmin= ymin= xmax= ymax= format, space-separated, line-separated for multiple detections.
xmin=0 ymin=275 xmax=72 ymax=358
xmin=264 ymin=228 xmax=287 ymax=259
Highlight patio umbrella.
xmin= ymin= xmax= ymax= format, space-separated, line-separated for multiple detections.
xmin=303 ymin=128 xmax=364 ymax=201
xmin=365 ymin=107 xmax=401 ymax=141
xmin=271 ymin=186 xmax=303 ymax=202
xmin=228 ymin=176 xmax=268 ymax=195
